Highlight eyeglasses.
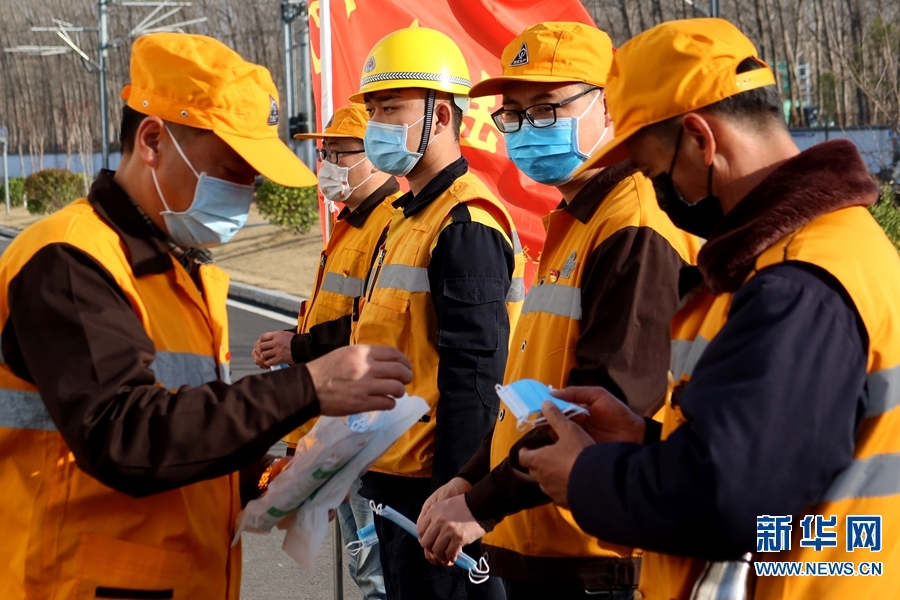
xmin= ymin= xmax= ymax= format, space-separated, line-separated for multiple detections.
xmin=315 ymin=148 xmax=365 ymax=164
xmin=491 ymin=87 xmax=601 ymax=133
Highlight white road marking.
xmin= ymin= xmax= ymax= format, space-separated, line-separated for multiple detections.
xmin=226 ymin=298 xmax=297 ymax=325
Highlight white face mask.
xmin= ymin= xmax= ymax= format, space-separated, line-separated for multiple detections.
xmin=317 ymin=155 xmax=373 ymax=206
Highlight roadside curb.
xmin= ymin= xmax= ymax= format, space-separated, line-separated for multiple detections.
xmin=228 ymin=281 xmax=303 ymax=316
xmin=0 ymin=225 xmax=22 ymax=238
xmin=0 ymin=225 xmax=303 ymax=316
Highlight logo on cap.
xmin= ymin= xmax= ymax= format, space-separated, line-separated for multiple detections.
xmin=267 ymin=95 xmax=279 ymax=126
xmin=325 ymin=115 xmax=335 ymax=128
xmin=510 ymin=43 xmax=529 ymax=67
xmin=364 ymin=56 xmax=376 ymax=73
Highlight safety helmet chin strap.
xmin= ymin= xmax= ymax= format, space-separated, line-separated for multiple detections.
xmin=416 ymin=89 xmax=437 ymax=156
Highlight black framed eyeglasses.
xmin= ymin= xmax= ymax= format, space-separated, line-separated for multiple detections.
xmin=491 ymin=86 xmax=601 ymax=133
xmin=315 ymin=148 xmax=365 ymax=164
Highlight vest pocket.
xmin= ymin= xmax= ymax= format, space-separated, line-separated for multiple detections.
xmin=355 ymin=297 xmax=411 ymax=356
xmin=74 ymin=534 xmax=192 ymax=600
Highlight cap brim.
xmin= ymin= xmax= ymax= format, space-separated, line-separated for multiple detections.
xmin=469 ymin=75 xmax=589 ymax=98
xmin=216 ymin=131 xmax=317 ymax=187
xmin=293 ymin=132 xmax=359 ymax=140
xmin=573 ymin=126 xmax=635 ymax=177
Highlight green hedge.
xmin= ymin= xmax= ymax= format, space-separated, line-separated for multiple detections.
xmin=2 ymin=177 xmax=26 ymax=208
xmin=254 ymin=180 xmax=319 ymax=234
xmin=23 ymin=169 xmax=89 ymax=215
xmin=869 ymin=183 xmax=900 ymax=252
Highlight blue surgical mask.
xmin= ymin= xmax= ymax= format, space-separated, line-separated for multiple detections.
xmin=151 ymin=125 xmax=255 ymax=248
xmin=505 ymin=92 xmax=608 ymax=186
xmin=364 ymin=116 xmax=430 ymax=177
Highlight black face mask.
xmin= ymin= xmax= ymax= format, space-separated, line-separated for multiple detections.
xmin=651 ymin=128 xmax=724 ymax=239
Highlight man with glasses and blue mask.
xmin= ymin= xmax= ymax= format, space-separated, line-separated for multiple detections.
xmin=0 ymin=33 xmax=414 ymax=600
xmin=347 ymin=26 xmax=525 ymax=600
xmin=416 ymin=22 xmax=698 ymax=600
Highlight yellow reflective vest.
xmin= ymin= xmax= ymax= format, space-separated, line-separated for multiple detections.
xmin=643 ymin=206 xmax=900 ymax=599
xmin=0 ymin=199 xmax=239 ymax=600
xmin=283 ymin=190 xmax=398 ymax=445
xmin=485 ymin=171 xmax=699 ymax=572
xmin=351 ymin=171 xmax=525 ymax=477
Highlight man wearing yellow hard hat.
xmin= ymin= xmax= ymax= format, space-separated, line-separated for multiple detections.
xmin=348 ymin=26 xmax=524 ymax=600
xmin=0 ymin=33 xmax=412 ymax=600
xmin=517 ymin=18 xmax=900 ymax=599
xmin=417 ymin=22 xmax=698 ymax=600
xmin=252 ymin=103 xmax=399 ymax=600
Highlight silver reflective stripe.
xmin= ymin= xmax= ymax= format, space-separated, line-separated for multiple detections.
xmin=822 ymin=453 xmax=900 ymax=502
xmin=0 ymin=389 xmax=56 ymax=431
xmin=321 ymin=271 xmax=365 ymax=298
xmin=511 ymin=230 xmax=523 ymax=255
xmin=670 ymin=337 xmax=710 ymax=381
xmin=150 ymin=351 xmax=219 ymax=390
xmin=521 ymin=283 xmax=581 ymax=320
xmin=866 ymin=364 xmax=900 ymax=418
xmin=375 ymin=265 xmax=430 ymax=293
xmin=506 ymin=277 xmax=525 ymax=303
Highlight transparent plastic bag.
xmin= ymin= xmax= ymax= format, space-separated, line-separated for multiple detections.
xmin=234 ymin=394 xmax=429 ymax=573
xmin=235 ymin=411 xmax=381 ymax=535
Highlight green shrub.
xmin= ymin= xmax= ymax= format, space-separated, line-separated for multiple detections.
xmin=254 ymin=180 xmax=319 ymax=234
xmin=23 ymin=169 xmax=87 ymax=215
xmin=2 ymin=177 xmax=26 ymax=208
xmin=868 ymin=183 xmax=900 ymax=252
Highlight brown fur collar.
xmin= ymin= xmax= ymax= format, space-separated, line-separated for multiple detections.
xmin=698 ymin=139 xmax=878 ymax=294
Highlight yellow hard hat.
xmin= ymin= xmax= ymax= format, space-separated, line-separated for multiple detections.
xmin=349 ymin=27 xmax=471 ymax=112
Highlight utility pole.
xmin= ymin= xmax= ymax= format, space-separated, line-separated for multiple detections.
xmin=281 ymin=1 xmax=315 ymax=173
xmin=297 ymin=17 xmax=315 ymax=172
xmin=99 ymin=0 xmax=110 ymax=169
xmin=0 ymin=126 xmax=9 ymax=215
xmin=710 ymin=0 xmax=720 ymax=17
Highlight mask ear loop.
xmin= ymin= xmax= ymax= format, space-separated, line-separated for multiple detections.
xmin=345 ymin=540 xmax=366 ymax=556
xmin=154 ymin=125 xmax=199 ymax=215
xmin=468 ymin=555 xmax=491 ymax=584
xmin=163 ymin=124 xmax=200 ymax=179
xmin=574 ymin=90 xmax=607 ymax=159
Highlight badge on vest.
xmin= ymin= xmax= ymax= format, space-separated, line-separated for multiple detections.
xmin=560 ymin=251 xmax=577 ymax=279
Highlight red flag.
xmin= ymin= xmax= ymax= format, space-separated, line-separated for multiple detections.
xmin=308 ymin=0 xmax=596 ymax=282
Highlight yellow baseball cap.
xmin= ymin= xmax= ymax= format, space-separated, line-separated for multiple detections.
xmin=294 ymin=104 xmax=368 ymax=140
xmin=122 ymin=33 xmax=316 ymax=187
xmin=577 ymin=18 xmax=776 ymax=171
xmin=469 ymin=22 xmax=613 ymax=98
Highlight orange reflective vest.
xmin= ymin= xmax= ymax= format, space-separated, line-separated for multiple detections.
xmin=283 ymin=191 xmax=398 ymax=445
xmin=485 ymin=171 xmax=699 ymax=569
xmin=643 ymin=206 xmax=900 ymax=599
xmin=0 ymin=199 xmax=239 ymax=600
xmin=297 ymin=194 xmax=398 ymax=332
xmin=351 ymin=171 xmax=525 ymax=477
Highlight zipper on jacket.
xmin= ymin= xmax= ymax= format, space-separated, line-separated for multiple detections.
xmin=365 ymin=246 xmax=387 ymax=302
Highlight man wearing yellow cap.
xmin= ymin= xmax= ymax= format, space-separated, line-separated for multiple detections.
xmin=252 ymin=103 xmax=399 ymax=600
xmin=0 ymin=33 xmax=412 ymax=600
xmin=517 ymin=18 xmax=900 ymax=600
xmin=251 ymin=104 xmax=398 ymax=371
xmin=348 ymin=27 xmax=525 ymax=600
xmin=416 ymin=22 xmax=698 ymax=600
